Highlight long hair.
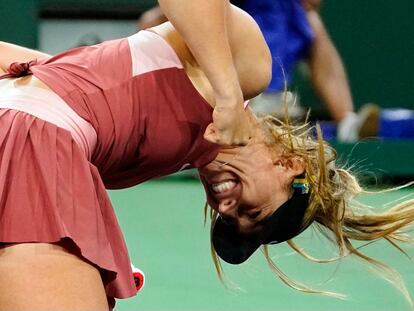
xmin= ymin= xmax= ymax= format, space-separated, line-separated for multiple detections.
xmin=206 ymin=114 xmax=414 ymax=303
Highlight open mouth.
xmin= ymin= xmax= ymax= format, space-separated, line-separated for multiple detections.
xmin=208 ymin=179 xmax=240 ymax=201
xmin=211 ymin=180 xmax=237 ymax=194
xmin=198 ymin=164 xmax=241 ymax=201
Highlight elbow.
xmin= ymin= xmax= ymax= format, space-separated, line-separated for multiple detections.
xmin=249 ymin=48 xmax=273 ymax=98
xmin=260 ymin=55 xmax=273 ymax=92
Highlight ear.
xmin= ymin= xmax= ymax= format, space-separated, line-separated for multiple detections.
xmin=284 ymin=156 xmax=306 ymax=181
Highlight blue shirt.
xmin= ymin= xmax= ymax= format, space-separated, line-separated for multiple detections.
xmin=235 ymin=0 xmax=314 ymax=92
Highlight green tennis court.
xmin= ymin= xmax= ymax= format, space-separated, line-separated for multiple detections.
xmin=111 ymin=176 xmax=414 ymax=311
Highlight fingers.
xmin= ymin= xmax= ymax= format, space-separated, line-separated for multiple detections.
xmin=203 ymin=123 xmax=251 ymax=146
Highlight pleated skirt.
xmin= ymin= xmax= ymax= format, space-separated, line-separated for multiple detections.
xmin=0 ymin=107 xmax=137 ymax=300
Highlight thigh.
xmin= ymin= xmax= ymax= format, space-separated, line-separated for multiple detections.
xmin=0 ymin=241 xmax=109 ymax=311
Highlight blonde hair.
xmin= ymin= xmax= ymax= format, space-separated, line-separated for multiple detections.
xmin=206 ymin=114 xmax=414 ymax=303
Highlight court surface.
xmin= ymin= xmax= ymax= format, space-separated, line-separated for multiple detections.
xmin=110 ymin=176 xmax=414 ymax=311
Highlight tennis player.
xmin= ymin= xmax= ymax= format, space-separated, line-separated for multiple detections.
xmin=0 ymin=1 xmax=413 ymax=310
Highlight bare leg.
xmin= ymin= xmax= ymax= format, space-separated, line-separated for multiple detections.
xmin=0 ymin=241 xmax=109 ymax=311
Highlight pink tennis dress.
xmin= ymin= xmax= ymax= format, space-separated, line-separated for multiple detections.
xmin=0 ymin=30 xmax=220 ymax=301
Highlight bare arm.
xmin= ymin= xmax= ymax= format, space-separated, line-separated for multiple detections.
xmin=158 ymin=0 xmax=240 ymax=101
xmin=0 ymin=41 xmax=51 ymax=73
xmin=157 ymin=0 xmax=251 ymax=146
xmin=306 ymin=11 xmax=354 ymax=122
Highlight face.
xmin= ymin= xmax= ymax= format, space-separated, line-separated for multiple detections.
xmin=198 ymin=130 xmax=304 ymax=236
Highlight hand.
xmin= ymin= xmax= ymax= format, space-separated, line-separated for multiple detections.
xmin=203 ymin=96 xmax=252 ymax=146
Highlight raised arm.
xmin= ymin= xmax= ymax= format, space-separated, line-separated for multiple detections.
xmin=0 ymin=41 xmax=51 ymax=74
xmin=157 ymin=0 xmax=252 ymax=146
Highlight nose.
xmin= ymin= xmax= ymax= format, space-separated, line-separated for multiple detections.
xmin=218 ymin=199 xmax=238 ymax=219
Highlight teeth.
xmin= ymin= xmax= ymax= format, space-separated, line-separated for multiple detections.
xmin=211 ymin=180 xmax=236 ymax=194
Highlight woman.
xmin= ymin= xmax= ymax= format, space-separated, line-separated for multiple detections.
xmin=0 ymin=2 xmax=413 ymax=311
xmin=0 ymin=3 xmax=270 ymax=310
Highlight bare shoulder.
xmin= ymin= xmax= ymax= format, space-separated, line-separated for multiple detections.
xmin=149 ymin=22 xmax=176 ymax=42
xmin=149 ymin=5 xmax=272 ymax=101
xmin=149 ymin=22 xmax=194 ymax=64
xmin=149 ymin=23 xmax=216 ymax=106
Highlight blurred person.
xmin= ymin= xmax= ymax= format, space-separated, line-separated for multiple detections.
xmin=137 ymin=0 xmax=379 ymax=142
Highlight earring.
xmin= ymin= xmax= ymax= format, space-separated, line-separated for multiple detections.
xmin=292 ymin=176 xmax=310 ymax=194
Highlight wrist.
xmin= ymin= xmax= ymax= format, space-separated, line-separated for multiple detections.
xmin=213 ymin=86 xmax=243 ymax=107
xmin=208 ymin=67 xmax=242 ymax=100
